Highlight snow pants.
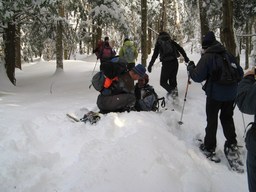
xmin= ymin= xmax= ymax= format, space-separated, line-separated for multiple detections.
xmin=204 ymin=97 xmax=237 ymax=151
xmin=160 ymin=59 xmax=178 ymax=93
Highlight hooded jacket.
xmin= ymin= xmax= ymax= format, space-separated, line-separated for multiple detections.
xmin=149 ymin=32 xmax=189 ymax=65
xmin=189 ymin=41 xmax=244 ymax=101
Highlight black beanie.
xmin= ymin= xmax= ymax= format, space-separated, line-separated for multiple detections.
xmin=202 ymin=31 xmax=216 ymax=49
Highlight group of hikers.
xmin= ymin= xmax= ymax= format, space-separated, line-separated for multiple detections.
xmin=92 ymin=31 xmax=256 ymax=192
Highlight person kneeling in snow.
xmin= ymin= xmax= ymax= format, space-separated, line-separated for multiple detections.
xmin=134 ymin=74 xmax=160 ymax=112
xmin=97 ymin=64 xmax=146 ymax=113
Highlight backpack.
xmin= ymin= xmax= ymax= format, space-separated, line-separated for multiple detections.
xmin=159 ymin=39 xmax=176 ymax=58
xmin=90 ymin=57 xmax=128 ymax=92
xmin=91 ymin=71 xmax=105 ymax=92
xmin=101 ymin=46 xmax=113 ymax=59
xmin=135 ymin=85 xmax=165 ymax=111
xmin=123 ymin=46 xmax=135 ymax=63
xmin=211 ymin=53 xmax=241 ymax=85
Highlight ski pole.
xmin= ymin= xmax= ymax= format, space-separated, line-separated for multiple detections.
xmin=91 ymin=60 xmax=98 ymax=76
xmin=178 ymin=70 xmax=191 ymax=125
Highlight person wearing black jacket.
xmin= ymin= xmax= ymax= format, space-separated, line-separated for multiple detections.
xmin=147 ymin=31 xmax=190 ymax=99
xmin=236 ymin=68 xmax=256 ymax=192
xmin=187 ymin=31 xmax=244 ymax=160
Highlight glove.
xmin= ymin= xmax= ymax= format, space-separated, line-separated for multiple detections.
xmin=187 ymin=61 xmax=196 ymax=71
xmin=147 ymin=63 xmax=153 ymax=73
xmin=184 ymin=57 xmax=190 ymax=63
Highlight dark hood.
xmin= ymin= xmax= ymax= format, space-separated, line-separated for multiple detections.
xmin=205 ymin=41 xmax=226 ymax=54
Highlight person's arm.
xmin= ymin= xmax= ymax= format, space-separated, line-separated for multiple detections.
xmin=236 ymin=68 xmax=256 ymax=115
xmin=172 ymin=41 xmax=189 ymax=63
xmin=187 ymin=55 xmax=211 ymax=83
xmin=147 ymin=42 xmax=160 ymax=72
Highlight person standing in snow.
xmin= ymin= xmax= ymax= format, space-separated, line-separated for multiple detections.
xmin=147 ymin=31 xmax=190 ymax=99
xmin=119 ymin=38 xmax=138 ymax=71
xmin=187 ymin=31 xmax=244 ymax=160
xmin=236 ymin=67 xmax=256 ymax=192
xmin=93 ymin=36 xmax=116 ymax=67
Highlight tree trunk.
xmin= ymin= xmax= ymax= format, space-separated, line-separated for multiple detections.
xmin=4 ymin=22 xmax=16 ymax=85
xmin=198 ymin=0 xmax=209 ymax=42
xmin=15 ymin=25 xmax=21 ymax=69
xmin=141 ymin=0 xmax=147 ymax=67
xmin=160 ymin=0 xmax=166 ymax=32
xmin=245 ymin=21 xmax=249 ymax=69
xmin=221 ymin=0 xmax=238 ymax=61
xmin=56 ymin=2 xmax=64 ymax=69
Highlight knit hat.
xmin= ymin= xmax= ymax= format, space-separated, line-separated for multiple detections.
xmin=132 ymin=64 xmax=146 ymax=78
xmin=104 ymin=36 xmax=109 ymax=41
xmin=202 ymin=31 xmax=216 ymax=49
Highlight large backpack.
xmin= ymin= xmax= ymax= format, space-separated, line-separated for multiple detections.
xmin=123 ymin=46 xmax=135 ymax=63
xmin=135 ymin=85 xmax=165 ymax=111
xmin=211 ymin=53 xmax=241 ymax=85
xmin=90 ymin=57 xmax=128 ymax=92
xmin=158 ymin=39 xmax=177 ymax=58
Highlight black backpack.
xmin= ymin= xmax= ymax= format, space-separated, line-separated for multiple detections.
xmin=211 ymin=53 xmax=241 ymax=85
xmin=135 ymin=84 xmax=165 ymax=111
xmin=158 ymin=39 xmax=177 ymax=58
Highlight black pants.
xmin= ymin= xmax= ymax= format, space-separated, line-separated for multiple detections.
xmin=160 ymin=60 xmax=178 ymax=93
xmin=245 ymin=124 xmax=256 ymax=192
xmin=204 ymin=97 xmax=237 ymax=151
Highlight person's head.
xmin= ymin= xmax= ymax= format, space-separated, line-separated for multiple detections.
xmin=137 ymin=73 xmax=149 ymax=88
xmin=202 ymin=31 xmax=217 ymax=49
xmin=130 ymin=64 xmax=146 ymax=80
xmin=124 ymin=38 xmax=130 ymax=43
xmin=104 ymin=36 xmax=109 ymax=42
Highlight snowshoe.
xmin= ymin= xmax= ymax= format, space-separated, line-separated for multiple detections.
xmin=196 ymin=138 xmax=221 ymax=163
xmin=224 ymin=143 xmax=244 ymax=173
xmin=80 ymin=111 xmax=101 ymax=124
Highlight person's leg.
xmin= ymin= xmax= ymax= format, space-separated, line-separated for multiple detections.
xmin=204 ymin=98 xmax=221 ymax=151
xmin=97 ymin=93 xmax=136 ymax=112
xmin=168 ymin=60 xmax=179 ymax=91
xmin=220 ymin=100 xmax=237 ymax=146
xmin=160 ymin=63 xmax=173 ymax=93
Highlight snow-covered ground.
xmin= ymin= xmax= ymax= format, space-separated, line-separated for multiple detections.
xmin=0 ymin=52 xmax=253 ymax=192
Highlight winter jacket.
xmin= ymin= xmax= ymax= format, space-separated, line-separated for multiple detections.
xmin=119 ymin=40 xmax=138 ymax=63
xmin=188 ymin=42 xmax=244 ymax=101
xmin=236 ymin=75 xmax=256 ymax=120
xmin=149 ymin=33 xmax=189 ymax=66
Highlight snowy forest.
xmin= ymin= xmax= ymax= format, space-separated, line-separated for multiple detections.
xmin=0 ymin=0 xmax=256 ymax=85
xmin=1 ymin=1 xmax=256 ymax=191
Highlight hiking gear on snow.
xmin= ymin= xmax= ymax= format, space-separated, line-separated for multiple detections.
xmin=178 ymin=71 xmax=190 ymax=125
xmin=224 ymin=142 xmax=244 ymax=173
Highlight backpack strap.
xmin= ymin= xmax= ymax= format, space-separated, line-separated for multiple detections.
xmin=155 ymin=97 xmax=166 ymax=111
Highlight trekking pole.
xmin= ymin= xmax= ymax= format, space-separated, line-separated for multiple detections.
xmin=91 ymin=60 xmax=98 ymax=76
xmin=178 ymin=71 xmax=191 ymax=125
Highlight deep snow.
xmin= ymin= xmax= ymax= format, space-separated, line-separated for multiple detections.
xmin=0 ymin=52 xmax=253 ymax=192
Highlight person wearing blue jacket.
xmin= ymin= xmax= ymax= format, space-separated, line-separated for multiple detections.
xmin=187 ymin=31 xmax=244 ymax=159
xmin=236 ymin=68 xmax=256 ymax=192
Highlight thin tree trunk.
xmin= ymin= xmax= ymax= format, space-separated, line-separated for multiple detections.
xmin=4 ymin=22 xmax=16 ymax=85
xmin=221 ymin=0 xmax=238 ymax=61
xmin=198 ymin=0 xmax=209 ymax=42
xmin=15 ymin=25 xmax=21 ymax=69
xmin=245 ymin=21 xmax=249 ymax=69
xmin=56 ymin=2 xmax=64 ymax=69
xmin=141 ymin=0 xmax=147 ymax=67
